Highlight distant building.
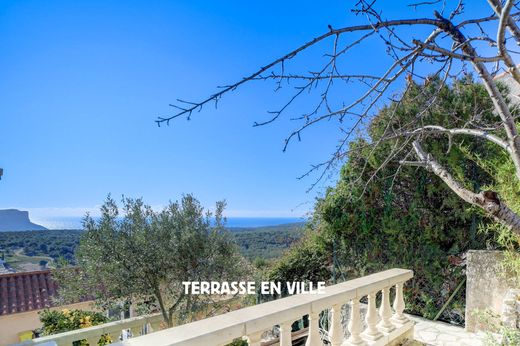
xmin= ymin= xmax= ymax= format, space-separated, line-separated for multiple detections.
xmin=495 ymin=68 xmax=520 ymax=103
xmin=0 ymin=270 xmax=94 ymax=345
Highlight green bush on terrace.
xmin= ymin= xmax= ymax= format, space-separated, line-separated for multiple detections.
xmin=38 ymin=308 xmax=111 ymax=346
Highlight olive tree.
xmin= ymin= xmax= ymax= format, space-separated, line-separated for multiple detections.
xmin=159 ymin=0 xmax=520 ymax=235
xmin=54 ymin=195 xmax=250 ymax=327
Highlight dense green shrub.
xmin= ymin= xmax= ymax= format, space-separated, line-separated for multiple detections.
xmin=466 ymin=140 xmax=520 ymax=286
xmin=267 ymin=229 xmax=330 ymax=288
xmin=38 ymin=308 xmax=111 ymax=345
xmin=226 ymin=339 xmax=248 ymax=346
xmin=268 ymin=78 xmax=516 ymax=324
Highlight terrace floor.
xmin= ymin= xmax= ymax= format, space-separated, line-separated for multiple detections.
xmin=409 ymin=315 xmax=488 ymax=346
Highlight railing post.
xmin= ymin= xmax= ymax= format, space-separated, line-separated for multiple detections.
xmin=145 ymin=322 xmax=154 ymax=333
xmin=150 ymin=319 xmax=163 ymax=331
xmin=280 ymin=321 xmax=292 ymax=346
xmin=378 ymin=287 xmax=395 ymax=333
xmin=246 ymin=331 xmax=263 ymax=346
xmin=108 ymin=330 xmax=122 ymax=344
xmin=328 ymin=304 xmax=343 ymax=346
xmin=130 ymin=325 xmax=142 ymax=337
xmin=346 ymin=299 xmax=365 ymax=345
xmin=392 ymin=282 xmax=409 ymax=324
xmin=86 ymin=336 xmax=99 ymax=346
xmin=363 ymin=292 xmax=382 ymax=341
xmin=305 ymin=311 xmax=322 ymax=346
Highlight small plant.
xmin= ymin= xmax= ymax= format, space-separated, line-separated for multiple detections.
xmin=38 ymin=308 xmax=112 ymax=346
xmin=226 ymin=339 xmax=248 ymax=346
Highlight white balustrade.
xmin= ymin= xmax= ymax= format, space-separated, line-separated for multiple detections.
xmin=378 ymin=286 xmax=395 ymax=333
xmin=363 ymin=292 xmax=382 ymax=341
xmin=246 ymin=331 xmax=263 ymax=346
xmin=279 ymin=321 xmax=292 ymax=346
xmin=347 ymin=299 xmax=365 ymax=345
xmin=14 ymin=268 xmax=414 ymax=346
xmin=305 ymin=311 xmax=322 ymax=346
xmin=328 ymin=304 xmax=343 ymax=346
xmin=392 ymin=282 xmax=409 ymax=325
xmin=12 ymin=313 xmax=163 ymax=346
xmin=85 ymin=336 xmax=100 ymax=346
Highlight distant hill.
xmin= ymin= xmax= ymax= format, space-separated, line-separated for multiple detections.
xmin=0 ymin=222 xmax=305 ymax=269
xmin=0 ymin=209 xmax=47 ymax=231
xmin=230 ymin=222 xmax=306 ymax=259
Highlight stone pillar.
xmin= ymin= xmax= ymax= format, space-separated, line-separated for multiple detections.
xmin=465 ymin=250 xmax=515 ymax=332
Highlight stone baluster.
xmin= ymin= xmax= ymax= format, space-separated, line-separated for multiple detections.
xmin=329 ymin=304 xmax=343 ymax=346
xmin=246 ymin=331 xmax=263 ymax=346
xmin=306 ymin=311 xmax=322 ymax=346
xmin=143 ymin=322 xmax=152 ymax=334
xmin=150 ymin=320 xmax=163 ymax=331
xmin=378 ymin=287 xmax=395 ymax=333
xmin=86 ymin=336 xmax=100 ymax=346
xmin=280 ymin=321 xmax=293 ymax=346
xmin=130 ymin=324 xmax=143 ymax=337
xmin=108 ymin=330 xmax=122 ymax=343
xmin=363 ymin=292 xmax=382 ymax=340
xmin=392 ymin=282 xmax=409 ymax=324
xmin=347 ymin=299 xmax=365 ymax=345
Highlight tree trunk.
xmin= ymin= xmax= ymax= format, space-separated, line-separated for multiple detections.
xmin=412 ymin=141 xmax=520 ymax=235
xmin=155 ymin=288 xmax=173 ymax=328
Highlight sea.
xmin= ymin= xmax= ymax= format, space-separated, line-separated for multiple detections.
xmin=33 ymin=216 xmax=306 ymax=230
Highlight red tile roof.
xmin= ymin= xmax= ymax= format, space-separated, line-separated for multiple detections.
xmin=0 ymin=270 xmax=59 ymax=315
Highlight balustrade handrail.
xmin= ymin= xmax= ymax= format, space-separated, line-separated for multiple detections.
xmin=116 ymin=268 xmax=413 ymax=346
xmin=13 ymin=312 xmax=163 ymax=346
xmin=13 ymin=268 xmax=414 ymax=346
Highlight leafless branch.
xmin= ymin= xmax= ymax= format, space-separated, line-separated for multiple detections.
xmin=400 ymin=125 xmax=511 ymax=152
xmin=158 ymin=18 xmax=446 ymax=125
xmin=413 ymin=40 xmax=503 ymax=62
xmin=497 ymin=0 xmax=520 ymax=85
xmin=161 ymin=1 xmax=520 ymax=233
xmin=487 ymin=0 xmax=520 ymax=44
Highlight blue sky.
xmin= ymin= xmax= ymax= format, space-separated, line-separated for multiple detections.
xmin=0 ymin=1 xmax=495 ymax=224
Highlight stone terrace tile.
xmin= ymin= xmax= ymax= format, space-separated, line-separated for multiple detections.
xmin=408 ymin=315 xmax=487 ymax=346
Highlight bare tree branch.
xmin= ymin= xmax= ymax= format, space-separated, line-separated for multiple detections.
xmin=432 ymin=11 xmax=520 ymax=181
xmin=497 ymin=0 xmax=520 ymax=85
xmin=158 ymin=18 xmax=447 ymax=125
xmin=413 ymin=40 xmax=503 ymax=62
xmin=401 ymin=125 xmax=511 ymax=152
xmin=487 ymin=0 xmax=520 ymax=45
xmin=161 ymin=1 xmax=520 ymax=234
xmin=410 ymin=140 xmax=520 ymax=235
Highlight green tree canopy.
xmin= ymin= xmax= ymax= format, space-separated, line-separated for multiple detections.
xmin=55 ymin=194 xmax=250 ymax=327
